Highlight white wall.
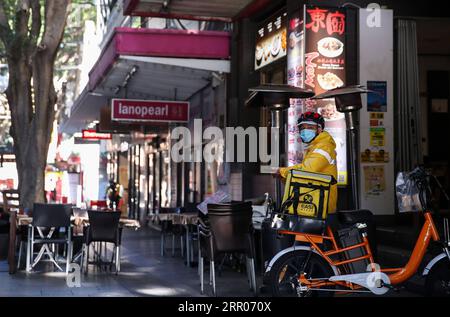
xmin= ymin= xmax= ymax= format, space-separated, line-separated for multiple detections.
xmin=358 ymin=9 xmax=395 ymax=215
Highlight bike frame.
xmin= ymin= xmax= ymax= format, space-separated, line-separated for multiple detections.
xmin=278 ymin=211 xmax=441 ymax=290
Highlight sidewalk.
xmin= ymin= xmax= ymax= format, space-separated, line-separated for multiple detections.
xmin=0 ymin=226 xmax=422 ymax=297
xmin=0 ymin=227 xmax=261 ymax=297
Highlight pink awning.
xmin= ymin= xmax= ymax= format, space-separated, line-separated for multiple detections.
xmin=89 ymin=27 xmax=231 ymax=91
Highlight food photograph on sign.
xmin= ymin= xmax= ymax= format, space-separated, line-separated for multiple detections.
xmin=287 ymin=11 xmax=306 ymax=167
xmin=255 ymin=12 xmax=287 ymax=70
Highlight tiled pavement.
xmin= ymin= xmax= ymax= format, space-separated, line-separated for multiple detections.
xmin=0 ymin=226 xmax=422 ymax=297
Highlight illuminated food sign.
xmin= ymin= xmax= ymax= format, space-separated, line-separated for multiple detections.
xmin=255 ymin=11 xmax=287 ymax=70
xmin=305 ymin=5 xmax=347 ymax=185
xmin=287 ymin=5 xmax=348 ymax=185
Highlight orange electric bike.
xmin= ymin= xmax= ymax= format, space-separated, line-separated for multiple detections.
xmin=264 ymin=167 xmax=450 ymax=296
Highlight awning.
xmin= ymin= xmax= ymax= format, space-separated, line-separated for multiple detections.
xmin=60 ymin=88 xmax=107 ymax=135
xmin=123 ymin=0 xmax=271 ymax=22
xmin=61 ymin=27 xmax=230 ymax=135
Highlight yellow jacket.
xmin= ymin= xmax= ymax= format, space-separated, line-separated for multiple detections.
xmin=279 ymin=131 xmax=338 ymax=213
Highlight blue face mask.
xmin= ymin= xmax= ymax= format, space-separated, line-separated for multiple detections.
xmin=300 ymin=129 xmax=317 ymax=144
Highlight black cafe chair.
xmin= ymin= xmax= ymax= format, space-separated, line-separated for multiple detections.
xmin=81 ymin=210 xmax=122 ymax=274
xmin=198 ymin=201 xmax=257 ymax=296
xmin=27 ymin=203 xmax=73 ymax=273
xmin=159 ymin=207 xmax=185 ymax=257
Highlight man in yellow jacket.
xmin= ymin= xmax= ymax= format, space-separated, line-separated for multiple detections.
xmin=277 ymin=111 xmax=338 ymax=215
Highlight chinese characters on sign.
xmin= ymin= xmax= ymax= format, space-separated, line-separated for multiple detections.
xmin=305 ymin=7 xmax=345 ymax=36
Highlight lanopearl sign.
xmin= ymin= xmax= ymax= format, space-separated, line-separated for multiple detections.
xmin=111 ymin=99 xmax=189 ymax=123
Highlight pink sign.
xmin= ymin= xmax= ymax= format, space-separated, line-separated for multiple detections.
xmin=111 ymin=99 xmax=189 ymax=123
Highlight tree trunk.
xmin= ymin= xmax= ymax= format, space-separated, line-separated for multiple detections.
xmin=6 ymin=58 xmax=53 ymax=210
xmin=1 ymin=0 xmax=72 ymax=210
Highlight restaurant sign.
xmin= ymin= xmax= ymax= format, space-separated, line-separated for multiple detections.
xmin=304 ymin=5 xmax=347 ymax=185
xmin=287 ymin=5 xmax=348 ymax=185
xmin=111 ymin=99 xmax=189 ymax=123
xmin=82 ymin=129 xmax=112 ymax=140
xmin=255 ymin=11 xmax=287 ymax=70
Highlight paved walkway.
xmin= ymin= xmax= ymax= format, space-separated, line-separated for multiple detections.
xmin=0 ymin=226 xmax=422 ymax=297
xmin=0 ymin=227 xmax=260 ymax=297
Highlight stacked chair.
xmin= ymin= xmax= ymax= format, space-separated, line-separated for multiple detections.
xmin=198 ymin=201 xmax=257 ymax=296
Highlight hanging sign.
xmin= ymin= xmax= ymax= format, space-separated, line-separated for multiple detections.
xmin=303 ymin=5 xmax=347 ymax=185
xmin=111 ymin=99 xmax=189 ymax=123
xmin=255 ymin=11 xmax=287 ymax=70
xmin=82 ymin=129 xmax=112 ymax=140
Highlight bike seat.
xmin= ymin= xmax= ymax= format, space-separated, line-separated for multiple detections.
xmin=337 ymin=209 xmax=374 ymax=225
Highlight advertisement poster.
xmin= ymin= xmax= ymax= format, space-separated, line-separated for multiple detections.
xmin=255 ymin=12 xmax=287 ymax=70
xmin=370 ymin=127 xmax=385 ymax=147
xmin=287 ymin=10 xmax=305 ymax=166
xmin=303 ymin=5 xmax=347 ymax=185
xmin=363 ymin=165 xmax=386 ymax=196
xmin=367 ymin=81 xmax=387 ymax=112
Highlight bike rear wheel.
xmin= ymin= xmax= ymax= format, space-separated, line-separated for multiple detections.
xmin=267 ymin=250 xmax=335 ymax=297
xmin=425 ymin=258 xmax=450 ymax=297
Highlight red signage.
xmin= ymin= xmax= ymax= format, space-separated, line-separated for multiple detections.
xmin=111 ymin=99 xmax=189 ymax=123
xmin=82 ymin=129 xmax=112 ymax=140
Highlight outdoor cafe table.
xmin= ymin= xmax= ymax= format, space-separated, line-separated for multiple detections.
xmin=15 ymin=214 xmax=141 ymax=229
xmin=8 ymin=212 xmax=140 ymax=274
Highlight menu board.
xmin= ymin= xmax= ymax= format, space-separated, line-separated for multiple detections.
xmin=303 ymin=5 xmax=348 ymax=185
xmin=255 ymin=12 xmax=287 ymax=70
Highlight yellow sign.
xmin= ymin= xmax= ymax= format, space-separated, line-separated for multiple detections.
xmin=370 ymin=113 xmax=384 ymax=120
xmin=370 ymin=128 xmax=385 ymax=147
xmin=361 ymin=149 xmax=389 ymax=163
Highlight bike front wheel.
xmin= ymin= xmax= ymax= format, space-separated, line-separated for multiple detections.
xmin=267 ymin=250 xmax=335 ymax=297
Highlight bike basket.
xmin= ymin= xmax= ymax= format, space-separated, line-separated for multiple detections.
xmin=395 ymin=169 xmax=427 ymax=213
xmin=271 ymin=169 xmax=334 ymax=235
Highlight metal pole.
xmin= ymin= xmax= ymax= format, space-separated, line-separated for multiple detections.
xmin=271 ymin=108 xmax=283 ymax=210
xmin=345 ymin=112 xmax=360 ymax=210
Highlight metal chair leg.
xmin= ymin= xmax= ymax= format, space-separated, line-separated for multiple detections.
xmin=180 ymin=235 xmax=184 ymax=257
xmin=66 ymin=227 xmax=72 ymax=275
xmin=160 ymin=232 xmax=165 ymax=256
xmin=245 ymin=257 xmax=251 ymax=288
xmin=80 ymin=244 xmax=85 ymax=273
xmin=250 ymin=258 xmax=257 ymax=296
xmin=211 ymin=260 xmax=216 ymax=296
xmin=200 ymin=256 xmax=204 ymax=295
xmin=18 ymin=242 xmax=23 ymax=270
xmin=115 ymin=245 xmax=120 ymax=274
xmin=85 ymin=243 xmax=90 ymax=275
xmin=209 ymin=263 xmax=213 ymax=285
xmin=26 ymin=226 xmax=33 ymax=272
xmin=172 ymin=233 xmax=175 ymax=257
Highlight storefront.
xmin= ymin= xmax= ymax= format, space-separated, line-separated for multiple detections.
xmin=227 ymin=1 xmax=396 ymax=219
xmin=61 ymin=26 xmax=230 ymax=220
